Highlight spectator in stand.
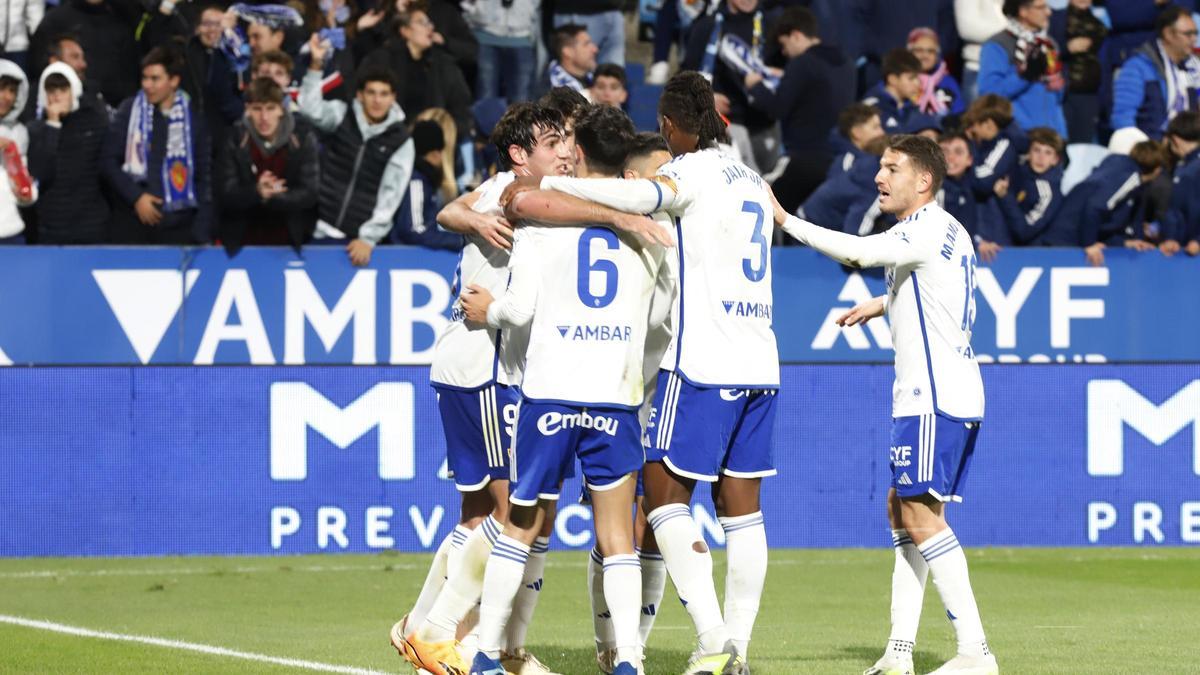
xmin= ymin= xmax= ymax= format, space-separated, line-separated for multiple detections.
xmin=963 ymin=93 xmax=1027 ymax=260
xmin=590 ymin=64 xmax=627 ymax=108
xmin=301 ymin=37 xmax=414 ymax=267
xmin=31 ymin=0 xmax=141 ymax=107
xmin=1049 ymin=0 xmax=1108 ymax=143
xmin=901 ymin=112 xmax=944 ymax=139
xmin=938 ymin=130 xmax=979 ymax=234
xmin=745 ymin=7 xmax=854 ymax=214
xmin=956 ymin=0 xmax=1007 ymax=102
xmin=102 ymin=46 xmax=212 ymax=245
xmin=907 ymin=27 xmax=965 ymax=118
xmin=537 ymin=24 xmax=597 ymax=100
xmin=979 ymin=0 xmax=1067 ymax=137
xmin=28 ymin=63 xmax=109 ymax=244
xmin=216 ymin=77 xmax=318 ymax=253
xmin=252 ymin=50 xmax=299 ymax=109
xmin=390 ymin=119 xmax=462 ymax=250
xmin=1103 ymin=0 xmax=1197 ymax=98
xmin=414 ymin=107 xmax=458 ymax=202
xmin=990 ymin=126 xmax=1065 ymax=248
xmin=0 ymin=61 xmax=33 ymax=245
xmin=828 ymin=102 xmax=885 ymax=180
xmin=463 ymin=0 xmax=536 ymax=102
xmin=684 ymin=0 xmax=782 ymax=173
xmin=0 ymin=0 xmax=43 ymax=70
xmin=799 ymin=134 xmax=887 ymax=233
xmin=1110 ymin=6 xmax=1200 ymax=143
xmin=1162 ymin=110 xmax=1200 ymax=256
xmin=184 ymin=5 xmax=230 ymax=148
xmin=365 ymin=9 xmax=473 ymax=140
xmin=554 ymin=0 xmax=624 ymax=67
xmin=861 ymin=48 xmax=922 ymax=132
xmin=850 ymin=0 xmax=958 ymax=95
xmin=1039 ymin=140 xmax=1168 ymax=266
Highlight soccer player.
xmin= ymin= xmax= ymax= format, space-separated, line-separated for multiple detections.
xmin=459 ymin=104 xmax=671 ymax=675
xmin=520 ymin=71 xmax=779 ymax=674
xmin=775 ymin=134 xmax=997 ymax=675
xmin=588 ymin=131 xmax=675 ymax=674
xmin=395 ymin=102 xmax=573 ymax=675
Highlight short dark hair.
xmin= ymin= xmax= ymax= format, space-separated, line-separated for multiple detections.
xmin=0 ymin=76 xmax=19 ymax=94
xmin=882 ymin=47 xmax=922 ymax=80
xmin=574 ymin=104 xmax=636 ymax=175
xmin=625 ymin=131 xmax=670 ymax=167
xmin=658 ymin=70 xmax=729 ymax=148
xmin=1002 ymin=0 xmax=1037 ymax=18
xmin=963 ymin=93 xmax=1014 ymax=129
xmin=491 ymin=102 xmax=566 ymax=171
xmin=594 ymin=63 xmax=627 ymax=89
xmin=142 ymin=45 xmax=186 ymax=79
xmin=1130 ymin=140 xmax=1169 ymax=174
xmin=538 ymin=87 xmax=589 ymax=125
xmin=1167 ymin=110 xmax=1200 ymax=142
xmin=771 ymin=6 xmax=818 ymax=42
xmin=1156 ymin=5 xmax=1193 ymax=38
xmin=1026 ymin=127 xmax=1065 ymax=157
xmin=43 ymin=72 xmax=71 ymax=93
xmin=355 ymin=62 xmax=397 ymax=93
xmin=252 ymin=50 xmax=294 ymax=75
xmin=245 ymin=77 xmax=284 ymax=105
xmin=837 ymin=103 xmax=880 ymax=139
xmin=48 ymin=33 xmax=81 ymax=61
xmin=887 ymin=134 xmax=947 ymax=194
xmin=552 ymin=23 xmax=587 ymax=59
xmin=938 ymin=130 xmax=973 ymax=154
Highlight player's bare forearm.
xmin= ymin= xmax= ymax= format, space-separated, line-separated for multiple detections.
xmin=436 ymin=191 xmax=483 ymax=234
xmin=507 ymin=190 xmax=672 ymax=247
xmin=540 ymin=175 xmax=676 ymax=214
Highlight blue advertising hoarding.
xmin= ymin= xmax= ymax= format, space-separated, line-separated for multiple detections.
xmin=1 ymin=365 xmax=1197 ymax=556
xmin=0 ymin=247 xmax=1197 ymax=365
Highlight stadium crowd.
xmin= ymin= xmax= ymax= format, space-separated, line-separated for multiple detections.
xmin=0 ymin=0 xmax=1196 ymax=266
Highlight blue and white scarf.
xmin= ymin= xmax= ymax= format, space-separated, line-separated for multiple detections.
xmin=701 ymin=9 xmax=769 ymax=88
xmin=548 ymin=60 xmax=590 ymax=94
xmin=219 ymin=4 xmax=305 ymax=75
xmin=123 ymin=90 xmax=197 ymax=212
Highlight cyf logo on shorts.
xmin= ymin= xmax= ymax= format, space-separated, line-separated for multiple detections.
xmin=537 ymin=410 xmax=620 ymax=437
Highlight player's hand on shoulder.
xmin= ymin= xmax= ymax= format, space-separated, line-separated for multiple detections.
xmin=610 ymin=211 xmax=674 ymax=248
xmin=459 ymin=284 xmax=494 ymax=328
xmin=499 ymin=175 xmax=541 ymax=210
xmin=474 ymin=213 xmax=514 ymax=250
xmin=836 ymin=296 xmax=886 ymax=327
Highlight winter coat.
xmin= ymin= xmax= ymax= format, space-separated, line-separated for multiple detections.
xmin=0 ymin=58 xmax=30 ymax=238
xmin=30 ymin=0 xmax=141 ymax=106
xmin=0 ymin=0 xmax=43 ymax=54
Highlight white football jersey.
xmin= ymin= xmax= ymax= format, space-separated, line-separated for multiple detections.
xmin=657 ymin=148 xmax=779 ymax=387
xmin=429 ymin=172 xmax=515 ymax=389
xmin=884 ymin=203 xmax=985 ymax=421
xmin=489 ymin=223 xmax=668 ymax=409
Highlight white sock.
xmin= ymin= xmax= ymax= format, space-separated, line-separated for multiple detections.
xmin=719 ymin=511 xmax=767 ymax=659
xmin=419 ymin=515 xmax=502 ymax=641
xmin=504 ymin=535 xmax=549 ymax=651
xmin=886 ymin=529 xmax=927 ymax=660
xmin=407 ymin=530 xmax=455 ymax=630
xmin=637 ymin=548 xmax=666 ymax=648
xmin=603 ymin=553 xmax=643 ymax=665
xmin=918 ymin=528 xmax=990 ymax=658
xmin=477 ymin=534 xmax=531 ymax=659
xmin=647 ymin=503 xmax=728 ymax=654
xmin=589 ymin=546 xmax=615 ymax=651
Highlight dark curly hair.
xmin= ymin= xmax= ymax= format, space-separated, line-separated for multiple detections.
xmin=657 ymin=71 xmax=729 ymax=149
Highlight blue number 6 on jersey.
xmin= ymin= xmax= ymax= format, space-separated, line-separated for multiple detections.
xmin=741 ymin=201 xmax=768 ymax=282
xmin=577 ymin=227 xmax=620 ymax=308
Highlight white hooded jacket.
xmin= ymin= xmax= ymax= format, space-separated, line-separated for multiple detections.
xmin=0 ymin=58 xmax=32 ymax=238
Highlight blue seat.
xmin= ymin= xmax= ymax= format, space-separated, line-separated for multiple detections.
xmin=625 ymin=62 xmax=645 ymax=87
xmin=627 ymin=84 xmax=663 ymax=132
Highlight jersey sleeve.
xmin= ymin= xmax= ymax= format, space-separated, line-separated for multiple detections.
xmin=485 ymin=228 xmax=540 ymax=329
xmin=781 ymin=214 xmax=936 ymax=269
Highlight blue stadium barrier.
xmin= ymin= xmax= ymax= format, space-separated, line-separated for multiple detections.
xmin=2 ymin=364 xmax=1198 ymax=556
xmin=628 ymin=84 xmax=663 ymax=132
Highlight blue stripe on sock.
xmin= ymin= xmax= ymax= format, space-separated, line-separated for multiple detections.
xmin=590 ymin=547 xmax=603 ymax=564
xmin=491 ymin=549 xmax=529 ymax=565
xmin=922 ymin=542 xmax=961 ymax=563
xmin=919 ymin=536 xmax=960 ymax=562
xmin=603 ymin=561 xmax=642 ymax=569
xmin=531 ymin=541 xmax=550 ymax=554
xmin=638 ymin=551 xmax=664 ymax=561
xmin=648 ymin=505 xmax=691 ymax=530
xmin=721 ymin=518 xmax=765 ymax=533
xmin=493 ymin=541 xmax=530 ymax=557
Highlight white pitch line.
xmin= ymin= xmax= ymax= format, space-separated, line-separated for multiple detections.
xmin=0 ymin=614 xmax=390 ymax=675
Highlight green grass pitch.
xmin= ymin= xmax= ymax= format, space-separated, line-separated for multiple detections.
xmin=0 ymin=548 xmax=1197 ymax=674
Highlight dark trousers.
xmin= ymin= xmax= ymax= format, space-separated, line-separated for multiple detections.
xmin=1064 ymin=92 xmax=1100 ymax=144
xmin=0 ymin=232 xmax=24 ymax=245
xmin=109 ymin=208 xmax=198 ymax=245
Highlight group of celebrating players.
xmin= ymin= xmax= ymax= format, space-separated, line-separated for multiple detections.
xmin=387 ymin=71 xmax=1000 ymax=675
